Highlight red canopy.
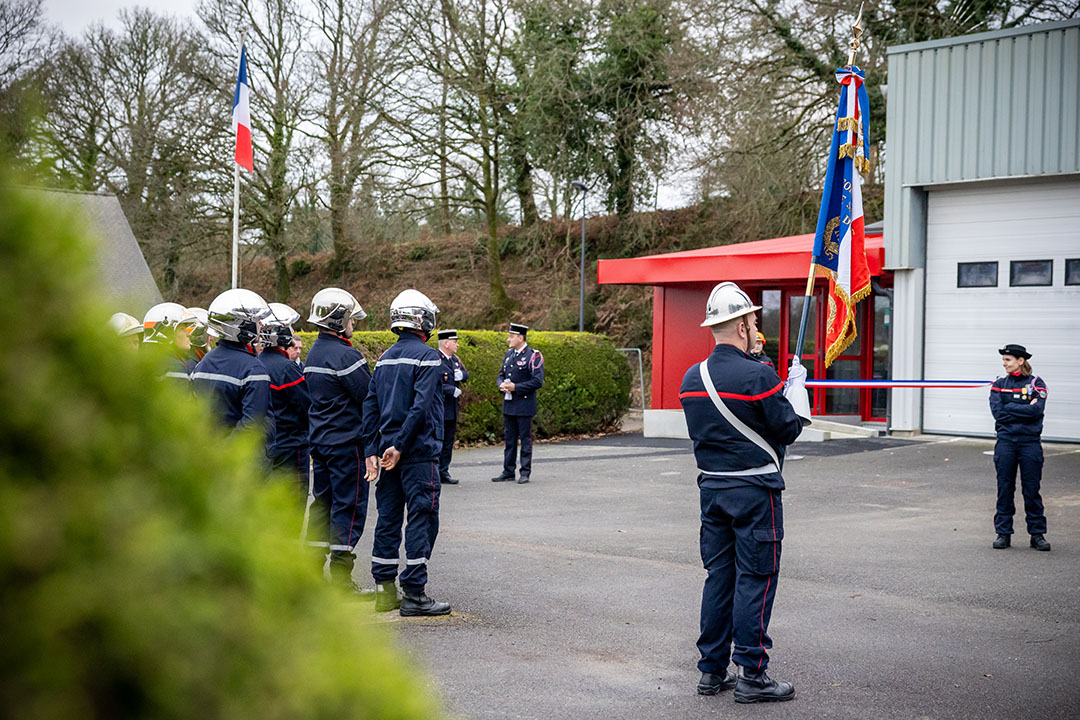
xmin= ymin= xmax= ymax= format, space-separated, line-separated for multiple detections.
xmin=597 ymin=232 xmax=885 ymax=286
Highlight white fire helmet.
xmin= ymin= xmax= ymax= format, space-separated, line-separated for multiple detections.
xmin=142 ymin=302 xmax=192 ymax=344
xmin=109 ymin=312 xmax=142 ymax=337
xmin=389 ymin=289 xmax=438 ymax=335
xmin=308 ymin=288 xmax=365 ymax=337
xmin=701 ymin=282 xmax=761 ymax=327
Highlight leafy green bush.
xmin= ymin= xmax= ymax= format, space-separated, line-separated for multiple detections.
xmin=295 ymin=330 xmax=631 ymax=443
xmin=0 ymin=181 xmax=441 ymax=719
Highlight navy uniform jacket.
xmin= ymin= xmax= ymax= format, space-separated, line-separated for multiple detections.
xmin=989 ymin=373 xmax=1047 ymax=440
xmin=498 ymin=345 xmax=545 ymax=417
xmin=260 ymin=347 xmax=311 ymax=455
xmin=362 ymin=332 xmax=444 ymax=462
xmin=679 ymin=344 xmax=803 ymax=490
xmin=305 ymin=332 xmax=371 ymax=447
xmin=440 ymin=353 xmax=469 ymax=421
xmin=163 ymin=353 xmax=193 ymax=386
xmin=750 ymin=351 xmax=775 ymax=368
xmin=191 ymin=340 xmax=270 ymax=431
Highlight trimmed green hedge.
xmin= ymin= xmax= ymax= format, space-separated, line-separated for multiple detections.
xmin=0 ymin=181 xmax=440 ymax=718
xmin=295 ymin=330 xmax=631 ymax=443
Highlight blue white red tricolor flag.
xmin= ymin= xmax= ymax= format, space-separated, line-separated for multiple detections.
xmin=232 ymin=45 xmax=253 ymax=172
xmin=813 ymin=65 xmax=872 ymax=367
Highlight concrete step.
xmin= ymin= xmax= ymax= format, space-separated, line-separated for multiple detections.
xmin=808 ymin=418 xmax=882 ymax=438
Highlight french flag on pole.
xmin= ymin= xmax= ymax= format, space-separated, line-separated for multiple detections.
xmin=232 ymin=44 xmax=253 ymax=172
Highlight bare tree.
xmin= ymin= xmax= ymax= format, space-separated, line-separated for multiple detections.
xmin=308 ymin=0 xmax=401 ymax=276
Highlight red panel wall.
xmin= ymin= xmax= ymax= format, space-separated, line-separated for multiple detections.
xmin=652 ymin=283 xmax=716 ymax=409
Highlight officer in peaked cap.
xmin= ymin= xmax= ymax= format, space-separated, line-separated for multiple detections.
xmin=989 ymin=343 xmax=1050 ymax=551
xmin=492 ymin=322 xmax=544 ymax=484
xmin=437 ymin=329 xmax=469 ymax=485
xmin=678 ymin=282 xmax=808 ymax=703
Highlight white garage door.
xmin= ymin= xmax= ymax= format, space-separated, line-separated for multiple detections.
xmin=923 ymin=177 xmax=1080 ymax=441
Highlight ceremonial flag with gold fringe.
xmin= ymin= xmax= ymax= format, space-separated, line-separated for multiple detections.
xmin=812 ymin=65 xmax=872 ymax=367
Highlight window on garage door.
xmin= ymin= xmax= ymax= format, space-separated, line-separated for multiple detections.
xmin=1010 ymin=260 xmax=1052 ymax=287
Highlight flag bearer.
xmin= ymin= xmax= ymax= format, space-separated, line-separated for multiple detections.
xmin=259 ymin=303 xmax=310 ymax=505
xmin=363 ymin=290 xmax=450 ymax=616
xmin=191 ymin=289 xmax=271 ymax=432
xmin=491 ymin=323 xmax=544 ymax=484
xmin=304 ymin=288 xmax=373 ymax=590
xmin=989 ymin=344 xmax=1050 ymax=552
xmin=678 ymin=282 xmax=808 ymax=704
xmin=437 ymin=329 xmax=468 ymax=485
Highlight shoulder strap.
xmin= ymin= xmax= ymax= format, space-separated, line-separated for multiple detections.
xmin=698 ymin=360 xmax=781 ymax=472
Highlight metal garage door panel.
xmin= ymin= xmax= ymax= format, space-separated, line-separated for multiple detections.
xmin=923 ymin=179 xmax=1080 ymax=441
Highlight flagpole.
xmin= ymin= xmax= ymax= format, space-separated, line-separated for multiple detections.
xmin=231 ymin=162 xmax=239 ymax=289
xmin=792 ymin=4 xmax=863 ymax=365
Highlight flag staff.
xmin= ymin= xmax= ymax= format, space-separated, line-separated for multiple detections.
xmin=231 ymin=36 xmax=245 ymax=290
xmin=792 ymin=3 xmax=864 ymax=363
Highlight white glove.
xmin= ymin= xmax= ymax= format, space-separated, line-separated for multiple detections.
xmin=454 ymin=369 xmax=463 ymax=381
xmin=783 ymin=359 xmax=812 ymax=426
xmin=453 ymin=387 xmax=462 ymax=398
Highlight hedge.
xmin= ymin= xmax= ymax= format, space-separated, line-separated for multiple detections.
xmin=295 ymin=330 xmax=632 ymax=444
xmin=0 ymin=180 xmax=440 ymax=718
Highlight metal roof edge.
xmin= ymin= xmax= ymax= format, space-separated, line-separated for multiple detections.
xmin=887 ymin=18 xmax=1080 ymax=55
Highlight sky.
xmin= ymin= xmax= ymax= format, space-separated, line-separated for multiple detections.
xmin=46 ymin=0 xmax=200 ymax=36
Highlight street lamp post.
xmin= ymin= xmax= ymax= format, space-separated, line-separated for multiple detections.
xmin=571 ymin=180 xmax=588 ymax=332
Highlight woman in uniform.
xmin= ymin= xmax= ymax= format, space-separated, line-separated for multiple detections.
xmin=988 ymin=344 xmax=1050 ymax=551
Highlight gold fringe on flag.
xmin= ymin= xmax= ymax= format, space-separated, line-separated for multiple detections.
xmin=824 ymin=280 xmax=873 ymax=367
xmin=836 ymin=116 xmax=861 ymax=132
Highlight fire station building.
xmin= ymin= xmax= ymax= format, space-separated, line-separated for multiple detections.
xmin=599 ymin=19 xmax=1080 ymax=442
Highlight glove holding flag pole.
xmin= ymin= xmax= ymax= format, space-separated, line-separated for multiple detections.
xmin=792 ymin=4 xmax=873 ymax=400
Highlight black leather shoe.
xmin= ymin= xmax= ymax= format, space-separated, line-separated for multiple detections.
xmin=441 ymin=474 xmax=459 ymax=485
xmin=1030 ymin=534 xmax=1051 ymax=551
xmin=697 ymin=669 xmax=737 ymax=695
xmin=399 ymin=589 xmax=451 ymax=617
xmin=517 ymin=475 xmax=530 ymax=484
xmin=374 ymin=581 xmax=400 ymax=612
xmin=491 ymin=474 xmax=514 ymax=482
xmin=733 ymin=669 xmax=795 ymax=704
xmin=993 ymin=534 xmax=1011 ymax=549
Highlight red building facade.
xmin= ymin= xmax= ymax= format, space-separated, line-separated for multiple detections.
xmin=598 ymin=232 xmax=892 ymax=423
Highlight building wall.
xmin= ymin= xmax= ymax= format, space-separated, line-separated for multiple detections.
xmin=885 ymin=19 xmax=1080 ymax=271
xmin=884 ymin=20 xmax=1080 ymax=437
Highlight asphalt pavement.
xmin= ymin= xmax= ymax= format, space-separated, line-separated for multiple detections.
xmin=353 ymin=433 xmax=1080 ymax=720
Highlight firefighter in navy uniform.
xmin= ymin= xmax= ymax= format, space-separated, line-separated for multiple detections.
xmin=191 ymin=289 xmax=271 ymax=432
xmin=678 ymin=282 xmax=808 ymax=704
xmin=750 ymin=331 xmax=774 ymax=368
xmin=437 ymin=329 xmax=468 ymax=485
xmin=143 ymin=302 xmax=198 ymax=384
xmin=989 ymin=344 xmax=1050 ymax=551
xmin=362 ymin=290 xmax=450 ymax=616
xmin=492 ymin=323 xmax=544 ymax=484
xmin=303 ymin=288 xmax=374 ymax=591
xmin=259 ymin=303 xmax=311 ymax=506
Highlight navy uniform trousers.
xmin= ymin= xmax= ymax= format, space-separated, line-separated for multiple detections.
xmin=503 ymin=415 xmax=533 ymax=477
xmin=698 ymin=483 xmax=783 ymax=674
xmin=271 ymin=445 xmax=310 ymax=509
xmin=309 ymin=443 xmax=369 ymax=571
xmin=993 ymin=438 xmax=1047 ymax=535
xmin=371 ymin=459 xmax=441 ymax=592
xmin=439 ymin=418 xmax=457 ymax=480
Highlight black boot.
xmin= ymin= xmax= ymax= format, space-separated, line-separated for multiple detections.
xmin=697 ymin=668 xmax=737 ymax=695
xmin=491 ymin=474 xmax=514 ymax=482
xmin=993 ymin=534 xmax=1011 ymax=549
xmin=517 ymin=474 xmax=530 ymax=484
xmin=733 ymin=668 xmax=795 ymax=704
xmin=441 ymin=474 xmax=459 ymax=485
xmin=1030 ymin=534 xmax=1051 ymax=551
xmin=399 ymin=588 xmax=451 ymax=617
xmin=374 ymin=581 xmax=400 ymax=613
